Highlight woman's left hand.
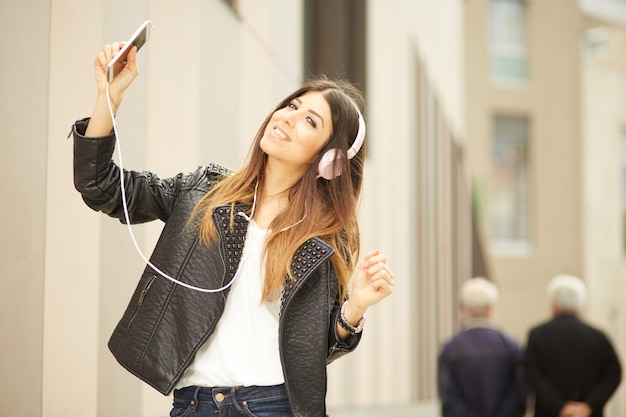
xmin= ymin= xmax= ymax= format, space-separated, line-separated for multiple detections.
xmin=343 ymin=249 xmax=394 ymax=322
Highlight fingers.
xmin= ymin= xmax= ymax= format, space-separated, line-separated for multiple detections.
xmin=368 ymin=261 xmax=393 ymax=285
xmin=94 ymin=51 xmax=107 ymax=70
xmin=363 ymin=251 xmax=392 ymax=278
xmin=103 ymin=42 xmax=121 ymax=62
xmin=361 ymin=249 xmax=380 ymax=265
xmin=95 ymin=42 xmax=122 ymax=82
xmin=97 ymin=42 xmax=135 ymax=73
xmin=560 ymin=402 xmax=590 ymax=417
xmin=372 ymin=270 xmax=394 ymax=295
xmin=125 ymin=45 xmax=138 ymax=72
xmin=103 ymin=43 xmax=112 ymax=61
xmin=362 ymin=250 xmax=394 ymax=293
xmin=347 ymin=250 xmax=394 ymax=312
xmin=94 ymin=42 xmax=140 ymax=93
xmin=370 ymin=277 xmax=393 ymax=300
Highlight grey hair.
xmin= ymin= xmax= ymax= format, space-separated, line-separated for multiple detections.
xmin=461 ymin=277 xmax=499 ymax=314
xmin=548 ymin=274 xmax=587 ymax=313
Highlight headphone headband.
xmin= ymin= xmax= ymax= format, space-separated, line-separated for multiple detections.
xmin=347 ymin=103 xmax=366 ymax=159
xmin=317 ymin=101 xmax=366 ymax=180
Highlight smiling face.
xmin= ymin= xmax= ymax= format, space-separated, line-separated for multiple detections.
xmin=260 ymin=90 xmax=333 ymax=178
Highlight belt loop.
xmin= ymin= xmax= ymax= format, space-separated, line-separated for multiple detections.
xmin=231 ymin=386 xmax=245 ymax=413
xmin=191 ymin=386 xmax=200 ymax=411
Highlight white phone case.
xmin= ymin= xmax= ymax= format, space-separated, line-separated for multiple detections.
xmin=106 ymin=20 xmax=153 ymax=83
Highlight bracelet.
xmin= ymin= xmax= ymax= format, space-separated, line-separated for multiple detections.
xmin=338 ymin=300 xmax=366 ymax=335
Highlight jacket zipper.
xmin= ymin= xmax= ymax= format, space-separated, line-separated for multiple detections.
xmin=126 ymin=275 xmax=157 ymax=330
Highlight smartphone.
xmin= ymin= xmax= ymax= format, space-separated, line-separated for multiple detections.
xmin=106 ymin=20 xmax=153 ymax=83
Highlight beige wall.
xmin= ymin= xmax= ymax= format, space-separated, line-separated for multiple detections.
xmin=0 ymin=1 xmax=50 ymax=416
xmin=465 ymin=0 xmax=585 ymax=341
xmin=1 ymin=0 xmax=468 ymax=415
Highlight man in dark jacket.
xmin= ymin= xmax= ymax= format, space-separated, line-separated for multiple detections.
xmin=438 ymin=277 xmax=526 ymax=417
xmin=524 ymin=274 xmax=622 ymax=417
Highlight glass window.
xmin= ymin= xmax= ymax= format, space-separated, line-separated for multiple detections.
xmin=490 ymin=0 xmax=528 ymax=83
xmin=582 ymin=28 xmax=609 ymax=59
xmin=490 ymin=115 xmax=531 ymax=251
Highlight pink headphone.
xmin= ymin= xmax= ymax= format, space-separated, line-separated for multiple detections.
xmin=317 ymin=102 xmax=366 ymax=180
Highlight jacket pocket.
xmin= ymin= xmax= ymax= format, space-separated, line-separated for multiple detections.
xmin=125 ymin=274 xmax=157 ymax=330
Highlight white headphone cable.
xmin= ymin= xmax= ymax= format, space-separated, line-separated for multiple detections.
xmin=105 ymin=82 xmax=240 ymax=293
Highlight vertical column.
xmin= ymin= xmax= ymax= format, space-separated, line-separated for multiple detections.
xmin=0 ymin=1 xmax=50 ymax=415
xmin=43 ymin=2 xmax=106 ymax=416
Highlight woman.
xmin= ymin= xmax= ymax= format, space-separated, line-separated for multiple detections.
xmin=73 ymin=42 xmax=394 ymax=417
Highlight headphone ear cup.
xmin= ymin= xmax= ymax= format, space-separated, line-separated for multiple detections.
xmin=317 ymin=149 xmax=343 ymax=180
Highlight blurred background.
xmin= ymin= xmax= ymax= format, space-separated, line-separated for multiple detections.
xmin=1 ymin=0 xmax=625 ymax=416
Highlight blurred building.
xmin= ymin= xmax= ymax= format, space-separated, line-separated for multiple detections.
xmin=327 ymin=0 xmax=471 ymax=414
xmin=465 ymin=0 xmax=626 ymax=416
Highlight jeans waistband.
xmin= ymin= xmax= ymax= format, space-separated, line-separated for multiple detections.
xmin=174 ymin=384 xmax=287 ymax=406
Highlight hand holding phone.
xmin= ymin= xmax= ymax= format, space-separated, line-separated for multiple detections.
xmin=106 ymin=20 xmax=153 ymax=83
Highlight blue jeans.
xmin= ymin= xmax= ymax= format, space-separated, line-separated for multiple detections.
xmin=170 ymin=384 xmax=292 ymax=417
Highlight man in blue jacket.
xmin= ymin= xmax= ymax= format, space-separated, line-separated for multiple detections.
xmin=438 ymin=277 xmax=526 ymax=417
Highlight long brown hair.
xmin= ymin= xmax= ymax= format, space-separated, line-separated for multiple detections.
xmin=191 ymin=77 xmax=366 ymax=302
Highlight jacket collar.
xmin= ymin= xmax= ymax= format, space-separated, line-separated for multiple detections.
xmin=212 ymin=204 xmax=251 ymax=284
xmin=461 ymin=316 xmax=496 ymax=330
xmin=211 ymin=204 xmax=335 ymax=289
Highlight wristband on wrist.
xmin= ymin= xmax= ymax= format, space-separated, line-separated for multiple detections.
xmin=338 ymin=300 xmax=366 ymax=335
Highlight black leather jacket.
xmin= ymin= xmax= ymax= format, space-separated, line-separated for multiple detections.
xmin=72 ymin=118 xmax=361 ymax=417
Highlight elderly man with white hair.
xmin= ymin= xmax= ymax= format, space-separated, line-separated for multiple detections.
xmin=438 ymin=277 xmax=526 ymax=417
xmin=524 ymin=274 xmax=622 ymax=417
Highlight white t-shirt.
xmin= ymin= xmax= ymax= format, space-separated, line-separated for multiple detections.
xmin=176 ymin=221 xmax=284 ymax=388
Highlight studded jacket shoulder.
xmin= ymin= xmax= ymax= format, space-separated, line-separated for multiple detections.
xmin=72 ymin=118 xmax=361 ymax=417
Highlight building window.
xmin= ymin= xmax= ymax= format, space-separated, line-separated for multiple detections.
xmin=490 ymin=115 xmax=531 ymax=253
xmin=490 ymin=0 xmax=528 ymax=83
xmin=582 ymin=27 xmax=609 ymax=59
